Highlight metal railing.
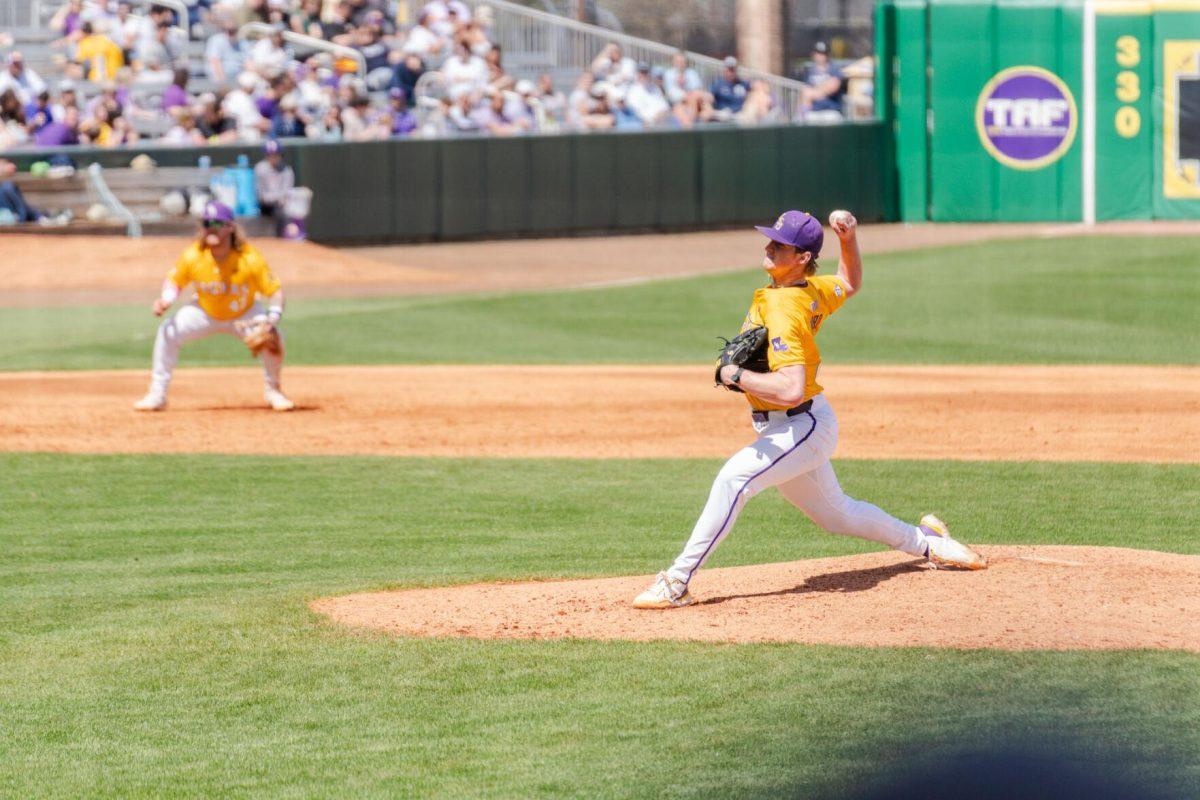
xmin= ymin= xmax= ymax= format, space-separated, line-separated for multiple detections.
xmin=0 ymin=0 xmax=44 ymax=30
xmin=239 ymin=22 xmax=367 ymax=79
xmin=86 ymin=162 xmax=142 ymax=237
xmin=468 ymin=0 xmax=812 ymax=121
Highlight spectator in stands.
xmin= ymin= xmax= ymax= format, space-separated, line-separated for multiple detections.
xmin=567 ymin=71 xmax=596 ymax=128
xmin=254 ymin=139 xmax=294 ymax=233
xmin=535 ymin=73 xmax=565 ymax=129
xmin=0 ymin=53 xmax=48 ymax=106
xmin=49 ymin=0 xmax=87 ymax=38
xmin=223 ymin=71 xmax=269 ymax=141
xmin=336 ymin=15 xmax=394 ymax=90
xmin=591 ymin=42 xmax=636 ymax=87
xmin=320 ymin=1 xmax=355 ymax=40
xmin=291 ymin=0 xmax=324 ymax=37
xmin=471 ymin=88 xmax=524 ymax=136
xmin=443 ymin=40 xmax=488 ymax=100
xmin=341 ymin=91 xmax=390 ymax=140
xmin=80 ymin=101 xmax=139 ymax=147
xmin=484 ymin=45 xmax=513 ymax=92
xmin=626 ymin=62 xmax=670 ymax=127
xmin=163 ymin=106 xmax=207 ymax=145
xmin=422 ymin=0 xmax=470 ymax=38
xmin=307 ymin=105 xmax=343 ymax=140
xmin=73 ymin=21 xmax=126 ymax=82
xmin=196 ymin=93 xmax=238 ymax=141
xmin=25 ymin=90 xmax=54 ymax=136
xmin=33 ymin=105 xmax=81 ymax=146
xmin=710 ymin=55 xmax=749 ymax=117
xmin=402 ymin=12 xmax=445 ymax=60
xmin=233 ymin=0 xmax=271 ymax=26
xmin=205 ymin=14 xmax=246 ymax=85
xmin=271 ymin=94 xmax=306 ymax=139
xmin=387 ymin=87 xmax=416 ymax=136
xmin=390 ymin=53 xmax=424 ymax=104
xmin=799 ymin=41 xmax=845 ymax=115
xmin=662 ymin=50 xmax=702 ymax=106
xmin=458 ymin=19 xmax=491 ymax=57
xmin=249 ymin=23 xmax=292 ymax=77
xmin=608 ymin=86 xmax=641 ymax=130
xmin=0 ymin=89 xmax=30 ymax=148
xmin=111 ymin=2 xmax=143 ymax=64
xmin=51 ymin=80 xmax=79 ymax=123
xmin=579 ymin=83 xmax=615 ymax=130
xmin=137 ymin=19 xmax=185 ymax=71
xmin=162 ymin=68 xmax=192 ymax=113
xmin=736 ymin=79 xmax=776 ymax=125
xmin=672 ymin=83 xmax=716 ymax=128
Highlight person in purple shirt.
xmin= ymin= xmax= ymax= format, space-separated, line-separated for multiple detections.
xmin=161 ymin=68 xmax=191 ymax=113
xmin=33 ymin=106 xmax=81 ymax=146
xmin=387 ymin=88 xmax=417 ymax=136
xmin=25 ymin=90 xmax=54 ymax=135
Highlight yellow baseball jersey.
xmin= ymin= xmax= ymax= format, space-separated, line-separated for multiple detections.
xmin=739 ymin=274 xmax=850 ymax=411
xmin=168 ymin=243 xmax=281 ymax=321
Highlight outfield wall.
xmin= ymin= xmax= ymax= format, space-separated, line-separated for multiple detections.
xmin=0 ymin=123 xmax=896 ymax=243
xmin=876 ymin=0 xmax=1200 ymax=222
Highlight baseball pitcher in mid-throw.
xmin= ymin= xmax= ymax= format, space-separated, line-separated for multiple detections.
xmin=133 ymin=201 xmax=295 ymax=413
xmin=633 ymin=209 xmax=986 ymax=609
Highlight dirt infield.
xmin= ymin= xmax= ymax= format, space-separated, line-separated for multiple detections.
xmin=311 ymin=546 xmax=1200 ymax=651
xmin=2 ymin=364 xmax=1196 ymax=461
xmin=9 ymin=220 xmax=1200 ymax=307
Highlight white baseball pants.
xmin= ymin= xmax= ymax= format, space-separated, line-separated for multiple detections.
xmin=147 ymin=302 xmax=283 ymax=398
xmin=667 ymin=393 xmax=929 ymax=585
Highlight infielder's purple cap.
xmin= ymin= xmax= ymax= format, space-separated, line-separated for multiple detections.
xmin=264 ymin=139 xmax=282 ymax=155
xmin=202 ymin=200 xmax=235 ymax=223
xmin=755 ymin=210 xmax=824 ymax=254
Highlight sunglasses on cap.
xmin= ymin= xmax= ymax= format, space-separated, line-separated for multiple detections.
xmin=203 ymin=219 xmax=230 ymax=229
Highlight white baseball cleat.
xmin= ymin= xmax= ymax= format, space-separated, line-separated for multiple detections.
xmin=632 ymin=572 xmax=695 ymax=609
xmin=133 ymin=393 xmax=167 ymax=412
xmin=920 ymin=514 xmax=987 ymax=570
xmin=264 ymin=388 xmax=295 ymax=412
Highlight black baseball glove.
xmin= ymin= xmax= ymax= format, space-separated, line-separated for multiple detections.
xmin=714 ymin=325 xmax=769 ymax=392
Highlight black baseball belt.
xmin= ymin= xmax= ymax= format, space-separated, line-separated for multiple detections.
xmin=750 ymin=399 xmax=813 ymax=424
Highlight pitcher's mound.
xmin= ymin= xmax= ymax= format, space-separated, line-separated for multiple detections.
xmin=312 ymin=546 xmax=1200 ymax=652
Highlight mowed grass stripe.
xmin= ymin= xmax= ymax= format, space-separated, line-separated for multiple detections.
xmin=2 ymin=235 xmax=1197 ymax=370
xmin=1 ymin=454 xmax=1197 ymax=797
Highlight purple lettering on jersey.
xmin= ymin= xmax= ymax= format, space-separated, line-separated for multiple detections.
xmin=771 ymin=336 xmax=789 ymax=352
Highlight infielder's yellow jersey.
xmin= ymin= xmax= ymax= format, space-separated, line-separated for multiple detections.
xmin=168 ymin=243 xmax=281 ymax=321
xmin=740 ymin=274 xmax=850 ymax=411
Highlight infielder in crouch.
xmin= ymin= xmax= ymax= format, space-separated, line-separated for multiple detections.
xmin=633 ymin=209 xmax=986 ymax=609
xmin=133 ymin=201 xmax=295 ymax=412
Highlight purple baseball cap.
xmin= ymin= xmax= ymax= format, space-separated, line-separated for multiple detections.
xmin=265 ymin=139 xmax=282 ymax=155
xmin=755 ymin=210 xmax=824 ymax=254
xmin=202 ymin=201 xmax=235 ymax=223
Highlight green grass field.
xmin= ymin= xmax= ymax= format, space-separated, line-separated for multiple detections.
xmin=3 ymin=236 xmax=1198 ymax=370
xmin=3 ymin=234 xmax=1198 ymax=797
xmin=2 ymin=455 xmax=1198 ymax=798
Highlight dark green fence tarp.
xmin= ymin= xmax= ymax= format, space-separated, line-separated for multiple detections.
xmin=1 ymin=122 xmax=896 ymax=242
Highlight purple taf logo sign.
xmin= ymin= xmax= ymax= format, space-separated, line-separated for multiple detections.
xmin=976 ymin=66 xmax=1078 ymax=170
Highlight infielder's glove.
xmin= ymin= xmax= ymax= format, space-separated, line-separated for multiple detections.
xmin=715 ymin=325 xmax=768 ymax=392
xmin=235 ymin=318 xmax=283 ymax=358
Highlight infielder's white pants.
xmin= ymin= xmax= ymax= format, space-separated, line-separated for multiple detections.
xmin=148 ymin=302 xmax=282 ymax=397
xmin=667 ymin=394 xmax=928 ymax=584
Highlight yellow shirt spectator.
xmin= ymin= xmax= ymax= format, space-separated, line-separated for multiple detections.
xmin=75 ymin=33 xmax=124 ymax=82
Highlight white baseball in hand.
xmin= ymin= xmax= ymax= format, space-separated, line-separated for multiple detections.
xmin=829 ymin=209 xmax=857 ymax=237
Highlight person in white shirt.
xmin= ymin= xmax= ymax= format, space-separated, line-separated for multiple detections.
xmin=0 ymin=53 xmax=48 ymax=106
xmin=249 ymin=24 xmax=290 ymax=76
xmin=625 ymin=62 xmax=670 ymax=126
xmin=403 ymin=12 xmax=445 ymax=60
xmin=441 ymin=40 xmax=488 ymax=100
xmin=222 ymin=71 xmax=268 ymax=140
xmin=590 ymin=42 xmax=636 ymax=87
